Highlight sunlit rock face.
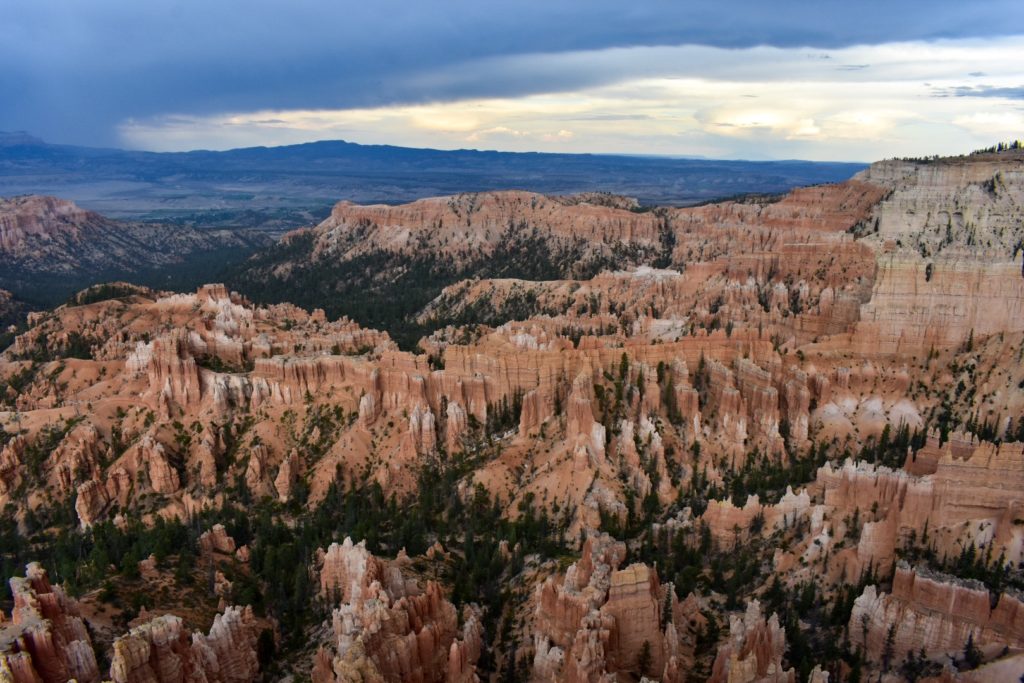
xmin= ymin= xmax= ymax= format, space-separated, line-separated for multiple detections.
xmin=809 ymin=440 xmax=1024 ymax=581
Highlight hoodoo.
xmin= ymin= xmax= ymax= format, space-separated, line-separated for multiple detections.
xmin=3 ymin=147 xmax=1024 ymax=682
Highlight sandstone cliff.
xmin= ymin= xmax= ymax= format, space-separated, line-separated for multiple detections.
xmin=850 ymin=564 xmax=1024 ymax=666
xmin=852 ymin=151 xmax=1024 ymax=352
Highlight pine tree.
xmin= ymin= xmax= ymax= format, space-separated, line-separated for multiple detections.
xmin=638 ymin=639 xmax=653 ymax=676
xmin=882 ymin=624 xmax=896 ymax=671
xmin=661 ymin=589 xmax=673 ymax=628
xmin=963 ymin=632 xmax=982 ymax=669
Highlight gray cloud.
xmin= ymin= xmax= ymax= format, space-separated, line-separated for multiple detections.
xmin=2 ymin=0 xmax=1022 ymax=146
xmin=933 ymin=85 xmax=1024 ymax=98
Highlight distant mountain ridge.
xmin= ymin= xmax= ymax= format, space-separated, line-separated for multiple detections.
xmin=0 ymin=131 xmax=866 ymax=230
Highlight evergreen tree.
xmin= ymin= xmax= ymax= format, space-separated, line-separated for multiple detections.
xmin=637 ymin=640 xmax=653 ymax=676
xmin=963 ymin=632 xmax=982 ymax=670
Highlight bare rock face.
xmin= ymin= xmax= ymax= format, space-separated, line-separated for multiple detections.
xmin=143 ymin=436 xmax=181 ymax=495
xmin=199 ymin=524 xmax=238 ymax=557
xmin=109 ymin=615 xmax=192 ymax=683
xmin=145 ymin=333 xmax=204 ymax=417
xmin=708 ymin=600 xmax=795 ymax=683
xmin=0 ymin=563 xmax=100 ymax=683
xmin=813 ymin=440 xmax=1024 ymax=581
xmin=601 ymin=564 xmax=667 ymax=674
xmin=0 ymin=195 xmax=98 ymax=254
xmin=319 ymin=537 xmax=384 ymax=601
xmin=313 ymin=537 xmax=481 ymax=683
xmin=3 ymin=149 xmax=1024 ymax=683
xmin=565 ymin=372 xmax=607 ymax=467
xmin=444 ymin=401 xmax=469 ymax=454
xmin=853 ymin=151 xmax=1024 ymax=353
xmin=195 ymin=606 xmax=261 ymax=683
xmin=74 ymin=479 xmax=110 ymax=528
xmin=0 ymin=560 xmax=257 ymax=683
xmin=531 ymin=533 xmax=697 ymax=682
xmin=312 ymin=192 xmax=665 ymax=269
xmin=849 ymin=564 xmax=1024 ymax=665
xmin=274 ymin=450 xmax=301 ymax=503
xmin=855 ymin=253 xmax=1024 ymax=354
xmin=446 ymin=612 xmax=483 ymax=683
xmin=109 ymin=605 xmax=259 ymax=683
xmin=359 ymin=392 xmax=379 ymax=426
xmin=50 ymin=423 xmax=105 ymax=494
xmin=406 ymin=403 xmax=438 ymax=457
xmin=0 ymin=435 xmax=26 ymax=499
xmin=699 ymin=487 xmax=814 ymax=551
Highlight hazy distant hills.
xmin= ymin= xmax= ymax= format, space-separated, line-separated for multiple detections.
xmin=0 ymin=194 xmax=270 ymax=307
xmin=0 ymin=131 xmax=865 ymax=233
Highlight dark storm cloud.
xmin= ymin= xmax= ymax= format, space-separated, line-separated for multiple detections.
xmin=1 ymin=0 xmax=1021 ymax=145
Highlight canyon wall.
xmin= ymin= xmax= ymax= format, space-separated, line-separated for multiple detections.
xmin=850 ymin=564 xmax=1024 ymax=664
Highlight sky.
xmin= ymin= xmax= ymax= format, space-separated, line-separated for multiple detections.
xmin=2 ymin=1 xmax=1023 ymax=161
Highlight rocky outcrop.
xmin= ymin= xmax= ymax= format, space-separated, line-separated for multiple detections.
xmin=199 ymin=525 xmax=237 ymax=557
xmin=312 ymin=192 xmax=665 ymax=265
xmin=74 ymin=479 xmax=110 ymax=528
xmin=144 ymin=437 xmax=181 ymax=495
xmin=0 ymin=563 xmax=100 ymax=683
xmin=531 ymin=533 xmax=699 ymax=682
xmin=565 ymin=373 xmax=606 ymax=467
xmin=708 ymin=601 xmax=795 ymax=683
xmin=1 ymin=562 xmax=258 ymax=683
xmin=3 ymin=148 xmax=1024 ymax=683
xmin=274 ymin=450 xmax=301 ymax=503
xmin=0 ymin=435 xmax=26 ymax=500
xmin=850 ymin=564 xmax=1024 ymax=665
xmin=109 ymin=606 xmax=259 ymax=683
xmin=50 ymin=423 xmax=105 ymax=494
xmin=313 ymin=537 xmax=481 ymax=683
xmin=701 ymin=488 xmax=814 ymax=549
